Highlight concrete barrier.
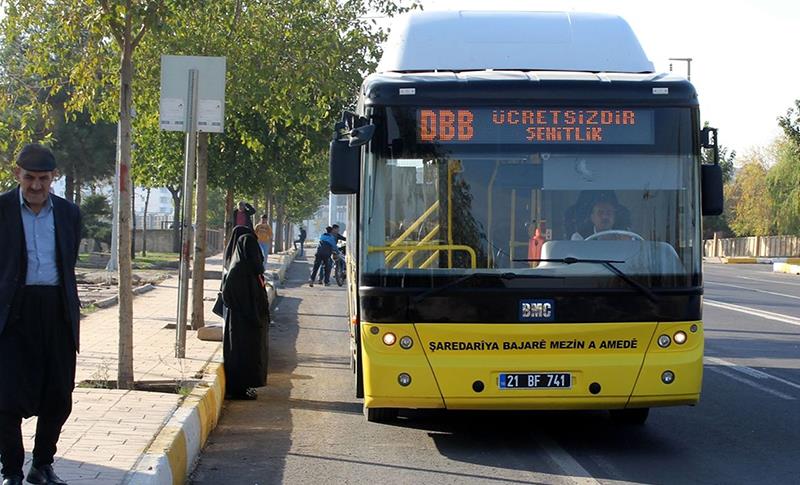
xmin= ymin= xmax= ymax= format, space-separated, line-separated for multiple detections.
xmin=773 ymin=262 xmax=800 ymax=275
xmin=722 ymin=257 xmax=800 ymax=265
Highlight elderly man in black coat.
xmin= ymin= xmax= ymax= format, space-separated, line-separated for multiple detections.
xmin=0 ymin=144 xmax=81 ymax=485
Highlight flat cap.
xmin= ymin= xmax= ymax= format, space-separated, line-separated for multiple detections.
xmin=16 ymin=143 xmax=56 ymax=172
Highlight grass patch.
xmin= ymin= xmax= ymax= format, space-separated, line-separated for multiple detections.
xmin=80 ymin=304 xmax=99 ymax=317
xmin=133 ymin=252 xmax=179 ymax=269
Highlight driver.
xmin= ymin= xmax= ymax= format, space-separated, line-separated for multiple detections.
xmin=571 ymin=199 xmax=620 ymax=240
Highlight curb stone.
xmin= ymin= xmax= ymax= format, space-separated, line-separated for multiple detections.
xmin=94 ymin=283 xmax=156 ymax=309
xmin=126 ymin=364 xmax=225 ymax=485
xmin=131 ymin=248 xmax=297 ymax=483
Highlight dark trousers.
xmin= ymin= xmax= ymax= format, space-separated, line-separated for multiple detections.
xmin=310 ymin=254 xmax=332 ymax=284
xmin=0 ymin=287 xmax=75 ymax=478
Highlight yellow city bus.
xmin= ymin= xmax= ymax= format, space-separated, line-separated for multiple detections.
xmin=329 ymin=11 xmax=723 ymax=424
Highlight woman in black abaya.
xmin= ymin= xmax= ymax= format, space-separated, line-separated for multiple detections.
xmin=221 ymin=226 xmax=270 ymax=399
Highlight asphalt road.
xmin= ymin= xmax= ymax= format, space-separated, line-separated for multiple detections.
xmin=190 ymin=259 xmax=800 ymax=485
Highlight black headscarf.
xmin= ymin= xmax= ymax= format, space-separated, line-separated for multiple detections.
xmin=221 ymin=231 xmax=265 ymax=312
xmin=224 ymin=225 xmax=254 ymax=270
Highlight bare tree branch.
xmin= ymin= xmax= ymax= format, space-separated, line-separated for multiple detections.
xmin=98 ymin=0 xmax=125 ymax=46
xmin=132 ymin=0 xmax=164 ymax=49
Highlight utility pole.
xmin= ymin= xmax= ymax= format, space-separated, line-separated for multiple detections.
xmin=668 ymin=57 xmax=692 ymax=81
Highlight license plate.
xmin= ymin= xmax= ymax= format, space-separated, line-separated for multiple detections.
xmin=498 ymin=372 xmax=571 ymax=389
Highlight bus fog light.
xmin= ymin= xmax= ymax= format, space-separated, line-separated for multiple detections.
xmin=661 ymin=370 xmax=675 ymax=384
xmin=399 ymin=336 xmax=413 ymax=349
xmin=398 ymin=373 xmax=412 ymax=386
xmin=370 ymin=326 xmax=380 ymax=335
xmin=383 ymin=332 xmax=396 ymax=346
xmin=657 ymin=334 xmax=671 ymax=348
xmin=690 ymin=324 xmax=698 ymax=333
xmin=673 ymin=331 xmax=687 ymax=344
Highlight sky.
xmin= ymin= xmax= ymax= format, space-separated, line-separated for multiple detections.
xmin=407 ymin=0 xmax=800 ymax=160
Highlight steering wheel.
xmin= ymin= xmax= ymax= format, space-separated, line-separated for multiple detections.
xmin=584 ymin=230 xmax=644 ymax=241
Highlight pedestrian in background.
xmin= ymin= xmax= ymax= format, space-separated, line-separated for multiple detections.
xmin=309 ymin=227 xmax=338 ymax=287
xmin=231 ymin=200 xmax=255 ymax=229
xmin=293 ymin=226 xmax=307 ymax=257
xmin=0 ymin=144 xmax=81 ymax=485
xmin=221 ymin=226 xmax=269 ymax=400
xmin=254 ymin=214 xmax=273 ymax=271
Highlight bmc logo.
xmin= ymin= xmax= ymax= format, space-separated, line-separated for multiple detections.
xmin=519 ymin=300 xmax=555 ymax=322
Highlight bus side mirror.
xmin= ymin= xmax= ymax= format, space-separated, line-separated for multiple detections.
xmin=701 ymin=163 xmax=723 ymax=216
xmin=700 ymin=126 xmax=723 ymax=216
xmin=330 ymin=112 xmax=374 ymax=194
xmin=329 ymin=136 xmax=360 ymax=194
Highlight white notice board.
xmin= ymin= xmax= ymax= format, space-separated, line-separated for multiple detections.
xmin=160 ymin=55 xmax=226 ymax=133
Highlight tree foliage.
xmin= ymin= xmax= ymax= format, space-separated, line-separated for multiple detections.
xmin=726 ymin=152 xmax=773 ymax=236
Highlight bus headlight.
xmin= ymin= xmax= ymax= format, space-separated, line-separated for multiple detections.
xmin=382 ymin=332 xmax=396 ymax=346
xmin=673 ymin=331 xmax=687 ymax=345
xmin=657 ymin=334 xmax=671 ymax=348
xmin=399 ymin=336 xmax=413 ymax=349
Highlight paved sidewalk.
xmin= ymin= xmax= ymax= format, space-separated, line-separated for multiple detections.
xmin=16 ymin=251 xmax=289 ymax=484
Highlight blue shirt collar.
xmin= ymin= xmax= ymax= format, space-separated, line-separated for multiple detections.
xmin=18 ymin=186 xmax=53 ymax=212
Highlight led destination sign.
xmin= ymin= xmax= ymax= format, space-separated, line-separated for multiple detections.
xmin=417 ymin=108 xmax=654 ymax=145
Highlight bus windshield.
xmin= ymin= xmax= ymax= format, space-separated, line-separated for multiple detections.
xmin=361 ymin=106 xmax=701 ymax=289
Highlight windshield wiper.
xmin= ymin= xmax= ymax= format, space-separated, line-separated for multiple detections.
xmin=412 ymin=272 xmax=562 ymax=304
xmin=513 ymin=257 xmax=659 ymax=303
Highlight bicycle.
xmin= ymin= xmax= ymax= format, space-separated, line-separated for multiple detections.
xmin=333 ymin=245 xmax=346 ymax=287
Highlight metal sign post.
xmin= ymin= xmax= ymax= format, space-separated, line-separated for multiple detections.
xmin=159 ymin=55 xmax=225 ymax=358
xmin=176 ymin=69 xmax=199 ymax=358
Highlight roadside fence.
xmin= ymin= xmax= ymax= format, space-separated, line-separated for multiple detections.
xmin=704 ymin=235 xmax=800 ymax=258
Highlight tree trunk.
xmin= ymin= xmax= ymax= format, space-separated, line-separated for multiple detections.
xmin=65 ymin=174 xmax=75 ymax=203
xmin=223 ymin=187 xmax=234 ymax=248
xmin=116 ymin=38 xmax=135 ymax=390
xmin=267 ymin=193 xmax=274 ymax=229
xmin=74 ymin=178 xmax=82 ymax=206
xmin=131 ymin=186 xmax=136 ymax=260
xmin=275 ymin=201 xmax=285 ymax=252
xmin=191 ymin=133 xmax=209 ymax=330
xmin=167 ymin=185 xmax=182 ymax=252
xmin=142 ymin=188 xmax=150 ymax=257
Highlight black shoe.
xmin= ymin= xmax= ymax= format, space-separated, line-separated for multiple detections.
xmin=26 ymin=465 xmax=67 ymax=485
xmin=3 ymin=476 xmax=24 ymax=485
xmin=226 ymin=388 xmax=257 ymax=400
xmin=308 ymin=280 xmax=314 ymax=287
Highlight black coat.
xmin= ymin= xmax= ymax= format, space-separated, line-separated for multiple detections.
xmin=222 ymin=231 xmax=269 ymax=391
xmin=0 ymin=187 xmax=81 ymax=350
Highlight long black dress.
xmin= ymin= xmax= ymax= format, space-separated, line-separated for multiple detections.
xmin=221 ymin=230 xmax=270 ymax=395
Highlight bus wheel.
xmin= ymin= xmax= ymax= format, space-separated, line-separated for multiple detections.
xmin=610 ymin=408 xmax=649 ymax=425
xmin=365 ymin=407 xmax=398 ymax=423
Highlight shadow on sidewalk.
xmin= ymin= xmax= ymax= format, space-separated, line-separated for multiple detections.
xmin=189 ymin=256 xmax=309 ymax=484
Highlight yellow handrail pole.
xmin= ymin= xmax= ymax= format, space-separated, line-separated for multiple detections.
xmin=486 ymin=161 xmax=499 ymax=268
xmin=393 ymin=225 xmax=440 ymax=269
xmin=510 ymin=188 xmax=516 ymax=268
xmin=447 ymin=161 xmax=454 ymax=268
xmin=369 ymin=244 xmax=477 ymax=269
xmin=420 ymin=251 xmax=440 ymax=269
xmin=385 ymin=200 xmax=440 ymax=263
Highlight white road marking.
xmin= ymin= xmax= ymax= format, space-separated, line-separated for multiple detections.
xmin=705 ymin=356 xmax=800 ymax=392
xmin=705 ymin=281 xmax=800 ymax=301
xmin=704 ymin=364 xmax=796 ymax=400
xmin=736 ymin=275 xmax=800 ymax=288
xmin=704 ymin=299 xmax=800 ymax=328
xmin=539 ymin=435 xmax=603 ymax=485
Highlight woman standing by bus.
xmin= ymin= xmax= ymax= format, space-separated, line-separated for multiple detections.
xmin=221 ymin=226 xmax=270 ymax=400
